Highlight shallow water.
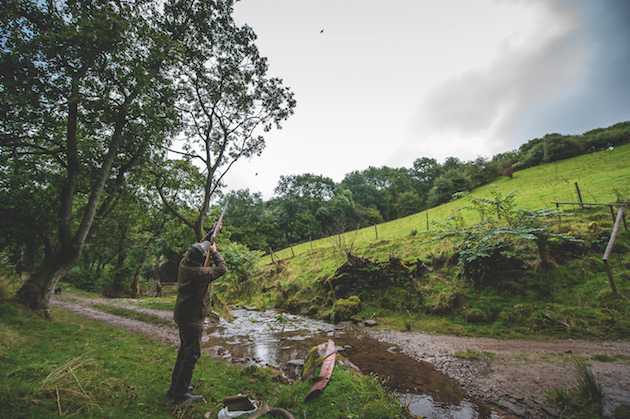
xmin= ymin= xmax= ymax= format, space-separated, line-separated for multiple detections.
xmin=202 ymin=308 xmax=508 ymax=418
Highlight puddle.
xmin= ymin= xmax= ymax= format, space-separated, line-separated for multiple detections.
xmin=203 ymin=308 xmax=509 ymax=418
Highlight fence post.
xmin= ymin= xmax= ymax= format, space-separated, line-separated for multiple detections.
xmin=426 ymin=212 xmax=429 ymax=231
xmin=574 ymin=183 xmax=584 ymax=209
xmin=602 ymin=207 xmax=624 ymax=295
xmin=374 ymin=224 xmax=378 ymax=240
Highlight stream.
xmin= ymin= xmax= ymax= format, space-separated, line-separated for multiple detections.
xmin=202 ymin=308 xmax=508 ymax=418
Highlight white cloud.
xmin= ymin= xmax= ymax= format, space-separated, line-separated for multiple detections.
xmin=407 ymin=0 xmax=587 ymax=161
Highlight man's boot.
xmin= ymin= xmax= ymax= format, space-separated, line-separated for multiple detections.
xmin=167 ymin=386 xmax=193 ymax=399
xmin=172 ymin=369 xmax=203 ymax=404
xmin=174 ymin=391 xmax=203 ymax=404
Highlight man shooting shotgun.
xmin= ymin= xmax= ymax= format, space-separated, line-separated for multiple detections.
xmin=167 ymin=202 xmax=229 ymax=404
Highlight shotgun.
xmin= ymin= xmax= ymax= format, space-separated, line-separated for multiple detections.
xmin=204 ymin=201 xmax=229 ymax=267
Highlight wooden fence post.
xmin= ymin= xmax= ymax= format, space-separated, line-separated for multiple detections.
xmin=374 ymin=225 xmax=378 ymax=240
xmin=574 ymin=183 xmax=584 ymax=209
xmin=602 ymin=207 xmax=624 ymax=295
xmin=555 ymin=202 xmax=562 ymax=225
xmin=609 ymin=205 xmax=616 ymax=224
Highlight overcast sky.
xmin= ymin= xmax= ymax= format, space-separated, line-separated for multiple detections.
xmin=223 ymin=0 xmax=630 ymax=200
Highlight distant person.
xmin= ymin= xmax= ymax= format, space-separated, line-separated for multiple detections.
xmin=167 ymin=225 xmax=227 ymax=404
xmin=155 ymin=281 xmax=162 ymax=297
xmin=607 ymin=142 xmax=614 ymax=151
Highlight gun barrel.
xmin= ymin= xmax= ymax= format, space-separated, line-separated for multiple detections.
xmin=210 ymin=200 xmax=229 ymax=242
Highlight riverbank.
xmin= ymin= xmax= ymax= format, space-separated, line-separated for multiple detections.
xmin=51 ymin=293 xmax=630 ymax=418
xmin=369 ymin=329 xmax=630 ymax=418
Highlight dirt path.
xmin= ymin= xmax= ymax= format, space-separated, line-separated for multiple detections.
xmin=52 ymin=294 xmax=179 ymax=344
xmin=52 ymin=293 xmax=630 ymax=418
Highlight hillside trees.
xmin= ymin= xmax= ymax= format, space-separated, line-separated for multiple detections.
xmin=339 ymin=166 xmax=417 ymax=222
xmin=410 ymin=157 xmax=443 ymax=202
xmin=0 ymin=0 xmax=247 ymax=315
xmin=224 ymin=189 xmax=285 ymax=252
xmin=338 ymin=171 xmax=384 ymax=220
xmin=426 ymin=170 xmax=472 ymax=208
xmin=153 ymin=9 xmax=295 ymax=241
xmin=464 ymin=156 xmax=503 ymax=189
xmin=270 ymin=174 xmax=336 ymax=243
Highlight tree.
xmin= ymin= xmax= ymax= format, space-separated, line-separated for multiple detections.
xmin=464 ymin=156 xmax=502 ymax=189
xmin=426 ymin=170 xmax=472 ymax=208
xmin=354 ymin=204 xmax=384 ymax=227
xmin=274 ymin=174 xmax=337 ymax=202
xmin=155 ymin=10 xmax=296 ymax=240
xmin=442 ymin=156 xmax=465 ymax=172
xmin=542 ymin=134 xmax=584 ymax=163
xmin=412 ymin=157 xmax=443 ymax=184
xmin=0 ymin=0 xmax=233 ymax=315
xmin=342 ymin=166 xmax=413 ymax=221
xmin=339 ymin=171 xmax=383 ymax=214
xmin=271 ymin=174 xmax=336 ymax=242
xmin=224 ymin=189 xmax=282 ymax=251
xmin=316 ymin=189 xmax=358 ymax=232
xmin=393 ymin=191 xmax=423 ymax=218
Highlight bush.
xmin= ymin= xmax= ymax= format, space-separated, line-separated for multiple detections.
xmin=214 ymin=241 xmax=262 ymax=300
xmin=421 ymin=186 xmax=583 ymax=287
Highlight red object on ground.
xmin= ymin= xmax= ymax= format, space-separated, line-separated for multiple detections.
xmin=305 ymin=339 xmax=336 ymax=401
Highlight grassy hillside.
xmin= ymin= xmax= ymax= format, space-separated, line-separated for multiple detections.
xmin=230 ymin=144 xmax=630 ymax=340
xmin=267 ymin=144 xmax=630 ymax=262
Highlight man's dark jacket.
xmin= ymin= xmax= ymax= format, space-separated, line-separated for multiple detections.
xmin=173 ymin=250 xmax=227 ymax=327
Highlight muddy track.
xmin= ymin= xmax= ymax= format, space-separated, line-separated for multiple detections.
xmin=52 ymin=294 xmax=179 ymax=344
xmin=52 ymin=293 xmax=630 ymax=418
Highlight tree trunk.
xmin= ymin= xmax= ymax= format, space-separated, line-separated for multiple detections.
xmin=15 ymin=244 xmax=82 ymax=317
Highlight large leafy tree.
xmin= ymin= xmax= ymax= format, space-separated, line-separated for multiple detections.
xmin=271 ymin=174 xmax=336 ymax=242
xmin=155 ymin=12 xmax=296 ymax=240
xmin=339 ymin=171 xmax=382 ymax=213
xmin=223 ymin=189 xmax=284 ymax=252
xmin=343 ymin=166 xmax=414 ymax=221
xmin=0 ymin=0 xmax=235 ymax=315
